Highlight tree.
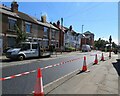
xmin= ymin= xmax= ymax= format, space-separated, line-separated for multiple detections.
xmin=15 ymin=24 xmax=27 ymax=45
xmin=94 ymin=38 xmax=109 ymax=50
xmin=112 ymin=42 xmax=117 ymax=48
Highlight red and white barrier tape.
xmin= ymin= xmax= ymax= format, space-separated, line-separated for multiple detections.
xmin=0 ymin=57 xmax=82 ymax=81
xmin=0 ymin=70 xmax=36 ymax=81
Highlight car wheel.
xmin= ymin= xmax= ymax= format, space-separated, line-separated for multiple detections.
xmin=18 ymin=55 xmax=24 ymax=61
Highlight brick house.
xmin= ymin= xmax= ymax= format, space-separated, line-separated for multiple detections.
xmin=1 ymin=1 xmax=59 ymax=53
xmin=81 ymin=31 xmax=94 ymax=49
xmin=53 ymin=20 xmax=65 ymax=50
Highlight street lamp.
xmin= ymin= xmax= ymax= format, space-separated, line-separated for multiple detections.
xmin=82 ymin=25 xmax=86 ymax=46
xmin=61 ymin=18 xmax=63 ymax=54
xmin=82 ymin=25 xmax=84 ymax=33
xmin=109 ymin=35 xmax=112 ymax=59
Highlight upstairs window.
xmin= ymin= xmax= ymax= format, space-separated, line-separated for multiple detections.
xmin=8 ymin=17 xmax=17 ymax=31
xmin=25 ymin=22 xmax=31 ymax=33
xmin=44 ymin=27 xmax=48 ymax=37
xmin=51 ymin=29 xmax=56 ymax=39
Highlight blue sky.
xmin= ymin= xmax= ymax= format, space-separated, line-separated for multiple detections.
xmin=3 ymin=2 xmax=118 ymax=44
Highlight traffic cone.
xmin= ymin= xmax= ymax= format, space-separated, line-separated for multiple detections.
xmin=94 ymin=54 xmax=98 ymax=64
xmin=101 ymin=53 xmax=105 ymax=61
xmin=82 ymin=56 xmax=89 ymax=72
xmin=34 ymin=68 xmax=44 ymax=96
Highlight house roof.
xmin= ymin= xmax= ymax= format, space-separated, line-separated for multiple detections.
xmin=53 ymin=23 xmax=66 ymax=32
xmin=17 ymin=12 xmax=38 ymax=24
xmin=84 ymin=31 xmax=94 ymax=35
xmin=1 ymin=4 xmax=59 ymax=30
xmin=31 ymin=17 xmax=59 ymax=30
xmin=0 ymin=5 xmax=20 ymax=18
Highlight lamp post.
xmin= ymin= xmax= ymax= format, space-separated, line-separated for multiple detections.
xmin=82 ymin=25 xmax=86 ymax=46
xmin=109 ymin=35 xmax=112 ymax=59
xmin=61 ymin=18 xmax=63 ymax=54
xmin=82 ymin=25 xmax=84 ymax=33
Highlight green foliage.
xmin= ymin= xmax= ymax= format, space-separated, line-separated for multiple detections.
xmin=65 ymin=47 xmax=75 ymax=51
xmin=94 ymin=38 xmax=117 ymax=51
xmin=112 ymin=42 xmax=117 ymax=48
xmin=15 ymin=24 xmax=27 ymax=45
xmin=94 ymin=38 xmax=109 ymax=50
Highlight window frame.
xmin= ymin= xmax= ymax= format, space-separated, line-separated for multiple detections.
xmin=25 ymin=22 xmax=31 ymax=33
xmin=43 ymin=27 xmax=48 ymax=37
xmin=8 ymin=17 xmax=17 ymax=31
xmin=51 ymin=29 xmax=56 ymax=39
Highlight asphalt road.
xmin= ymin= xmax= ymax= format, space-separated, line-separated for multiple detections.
xmin=2 ymin=51 xmax=106 ymax=94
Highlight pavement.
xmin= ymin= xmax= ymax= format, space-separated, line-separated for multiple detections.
xmin=45 ymin=54 xmax=119 ymax=95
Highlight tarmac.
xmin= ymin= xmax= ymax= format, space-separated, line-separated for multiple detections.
xmin=44 ymin=54 xmax=119 ymax=95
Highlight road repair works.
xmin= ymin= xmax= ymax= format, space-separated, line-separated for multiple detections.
xmin=1 ymin=52 xmax=106 ymax=81
xmin=2 ymin=51 xmax=119 ymax=95
xmin=33 ymin=53 xmax=119 ymax=95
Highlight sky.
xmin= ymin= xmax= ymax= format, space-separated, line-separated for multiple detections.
xmin=2 ymin=2 xmax=118 ymax=44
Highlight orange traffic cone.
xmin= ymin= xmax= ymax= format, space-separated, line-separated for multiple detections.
xmin=34 ymin=68 xmax=44 ymax=96
xmin=82 ymin=56 xmax=89 ymax=72
xmin=101 ymin=53 xmax=105 ymax=61
xmin=94 ymin=54 xmax=98 ymax=64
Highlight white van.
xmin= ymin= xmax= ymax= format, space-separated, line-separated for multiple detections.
xmin=6 ymin=42 xmax=50 ymax=60
xmin=82 ymin=44 xmax=91 ymax=52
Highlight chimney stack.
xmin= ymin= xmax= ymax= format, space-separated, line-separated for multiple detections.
xmin=41 ymin=15 xmax=46 ymax=23
xmin=69 ymin=25 xmax=72 ymax=31
xmin=57 ymin=20 xmax=60 ymax=28
xmin=11 ymin=1 xmax=19 ymax=13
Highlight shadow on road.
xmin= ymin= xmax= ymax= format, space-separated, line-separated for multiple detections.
xmin=112 ymin=59 xmax=120 ymax=76
xmin=1 ymin=55 xmax=51 ymax=63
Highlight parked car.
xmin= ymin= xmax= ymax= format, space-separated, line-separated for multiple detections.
xmin=82 ymin=45 xmax=91 ymax=52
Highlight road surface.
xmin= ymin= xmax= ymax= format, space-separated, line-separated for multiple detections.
xmin=2 ymin=51 xmax=108 ymax=94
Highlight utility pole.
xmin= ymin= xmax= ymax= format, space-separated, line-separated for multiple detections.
xmin=61 ymin=18 xmax=63 ymax=54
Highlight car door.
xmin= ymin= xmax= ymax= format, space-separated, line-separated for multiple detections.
xmin=21 ymin=43 xmax=33 ymax=58
xmin=31 ymin=44 xmax=39 ymax=57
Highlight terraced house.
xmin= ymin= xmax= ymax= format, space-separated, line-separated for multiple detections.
xmin=1 ymin=1 xmax=59 ymax=53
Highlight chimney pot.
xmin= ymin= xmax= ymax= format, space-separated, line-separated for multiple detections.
xmin=57 ymin=20 xmax=60 ymax=28
xmin=11 ymin=1 xmax=19 ymax=13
